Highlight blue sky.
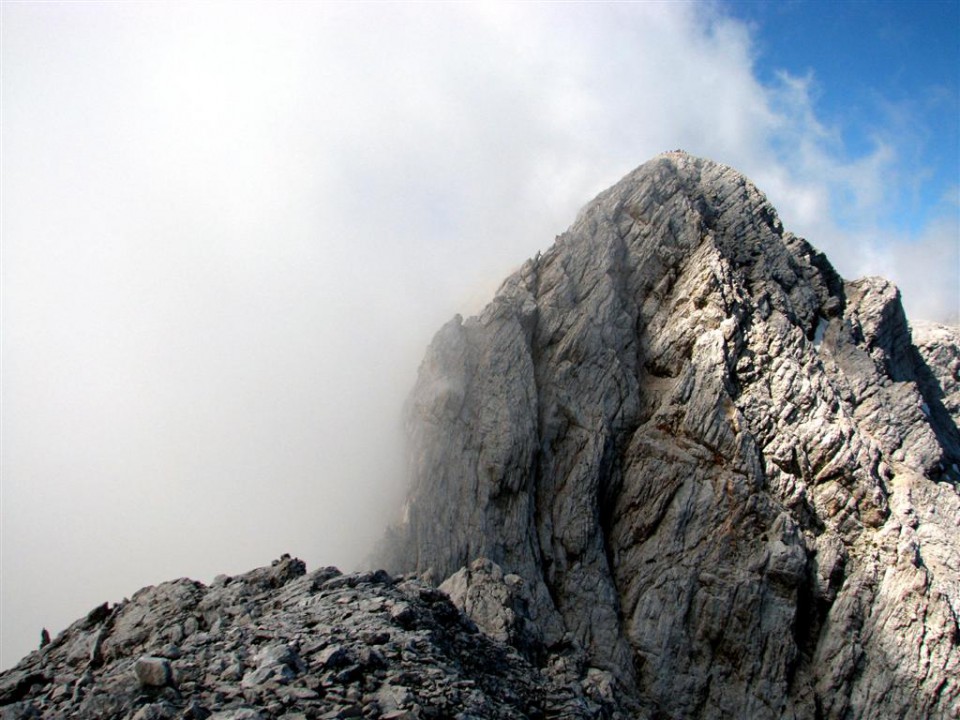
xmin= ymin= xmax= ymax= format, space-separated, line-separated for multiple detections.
xmin=727 ymin=0 xmax=959 ymax=236
xmin=2 ymin=1 xmax=958 ymax=671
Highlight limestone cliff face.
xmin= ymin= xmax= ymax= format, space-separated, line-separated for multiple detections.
xmin=382 ymin=152 xmax=960 ymax=719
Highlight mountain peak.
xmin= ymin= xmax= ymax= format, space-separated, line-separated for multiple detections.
xmin=382 ymin=154 xmax=960 ymax=717
xmin=4 ymin=155 xmax=957 ymax=720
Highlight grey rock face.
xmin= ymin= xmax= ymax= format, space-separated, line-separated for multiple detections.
xmin=439 ymin=558 xmax=544 ymax=663
xmin=380 ymin=152 xmax=960 ymax=718
xmin=0 ymin=557 xmax=631 ymax=719
xmin=134 ymin=656 xmax=173 ymax=689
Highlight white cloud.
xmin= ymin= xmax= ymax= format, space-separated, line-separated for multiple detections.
xmin=864 ymin=215 xmax=960 ymax=324
xmin=739 ymin=65 xmax=957 ymax=324
xmin=1 ymin=1 xmax=955 ymax=669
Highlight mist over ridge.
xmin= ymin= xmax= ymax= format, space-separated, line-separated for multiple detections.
xmin=3 ymin=1 xmax=957 ymax=674
xmin=4 ymin=150 xmax=959 ymax=720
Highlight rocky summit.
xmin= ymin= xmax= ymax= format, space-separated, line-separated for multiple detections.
xmin=379 ymin=152 xmax=960 ymax=718
xmin=3 ymin=152 xmax=959 ymax=720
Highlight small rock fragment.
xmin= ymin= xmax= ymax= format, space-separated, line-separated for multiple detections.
xmin=134 ymin=656 xmax=173 ymax=688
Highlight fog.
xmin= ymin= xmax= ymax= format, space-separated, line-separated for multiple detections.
xmin=2 ymin=2 xmax=956 ymax=670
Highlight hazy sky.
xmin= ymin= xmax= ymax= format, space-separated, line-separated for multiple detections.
xmin=2 ymin=1 xmax=957 ymax=669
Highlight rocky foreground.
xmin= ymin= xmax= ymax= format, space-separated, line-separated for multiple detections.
xmin=0 ymin=556 xmax=631 ymax=719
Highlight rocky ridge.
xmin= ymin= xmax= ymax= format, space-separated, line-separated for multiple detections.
xmin=380 ymin=152 xmax=960 ymax=719
xmin=0 ymin=556 xmax=630 ymax=719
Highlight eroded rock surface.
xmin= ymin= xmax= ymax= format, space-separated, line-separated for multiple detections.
xmin=0 ymin=556 xmax=631 ymax=719
xmin=380 ymin=152 xmax=960 ymax=719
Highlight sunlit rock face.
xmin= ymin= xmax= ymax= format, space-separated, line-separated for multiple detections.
xmin=382 ymin=152 xmax=960 ymax=719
